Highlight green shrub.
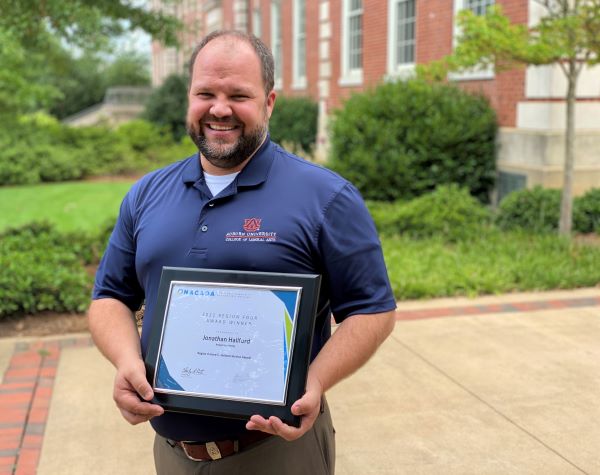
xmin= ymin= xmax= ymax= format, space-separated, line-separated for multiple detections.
xmin=368 ymin=185 xmax=491 ymax=241
xmin=383 ymin=230 xmax=600 ymax=299
xmin=37 ymin=145 xmax=83 ymax=182
xmin=0 ymin=222 xmax=92 ymax=317
xmin=84 ymin=218 xmax=117 ymax=263
xmin=0 ymin=113 xmax=140 ymax=185
xmin=366 ymin=200 xmax=407 ymax=235
xmin=115 ymin=120 xmax=173 ymax=153
xmin=113 ymin=120 xmax=201 ymax=172
xmin=58 ymin=125 xmax=135 ymax=176
xmin=144 ymin=74 xmax=188 ymax=140
xmin=0 ymin=140 xmax=41 ymax=185
xmin=496 ymin=186 xmax=561 ymax=233
xmin=327 ymin=79 xmax=497 ymax=202
xmin=574 ymin=188 xmax=600 ymax=234
xmin=269 ymin=96 xmax=318 ymax=155
xmin=148 ymin=136 xmax=198 ymax=170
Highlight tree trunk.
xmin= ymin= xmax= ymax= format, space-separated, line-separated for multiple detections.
xmin=558 ymin=60 xmax=577 ymax=235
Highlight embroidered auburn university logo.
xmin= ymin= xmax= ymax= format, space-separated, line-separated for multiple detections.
xmin=243 ymin=218 xmax=262 ymax=232
xmin=225 ymin=218 xmax=277 ymax=242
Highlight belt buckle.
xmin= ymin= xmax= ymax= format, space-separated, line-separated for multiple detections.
xmin=205 ymin=442 xmax=222 ymax=460
xmin=178 ymin=439 xmax=240 ymax=462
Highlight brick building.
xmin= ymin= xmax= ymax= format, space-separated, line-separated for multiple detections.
xmin=151 ymin=0 xmax=600 ymax=197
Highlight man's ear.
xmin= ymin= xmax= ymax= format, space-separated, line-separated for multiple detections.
xmin=266 ymin=90 xmax=276 ymax=119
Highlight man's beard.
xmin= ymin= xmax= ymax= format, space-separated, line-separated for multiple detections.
xmin=187 ymin=119 xmax=267 ymax=171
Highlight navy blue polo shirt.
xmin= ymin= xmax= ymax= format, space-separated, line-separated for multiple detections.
xmin=93 ymin=138 xmax=396 ymax=441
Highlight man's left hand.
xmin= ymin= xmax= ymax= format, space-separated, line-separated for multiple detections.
xmin=246 ymin=375 xmax=323 ymax=441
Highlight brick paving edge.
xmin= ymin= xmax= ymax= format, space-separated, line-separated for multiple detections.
xmin=0 ymin=336 xmax=93 ymax=475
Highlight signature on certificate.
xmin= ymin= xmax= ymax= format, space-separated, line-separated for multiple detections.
xmin=181 ymin=367 xmax=205 ymax=378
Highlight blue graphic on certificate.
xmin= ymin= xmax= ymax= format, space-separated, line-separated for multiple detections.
xmin=154 ymin=283 xmax=301 ymax=405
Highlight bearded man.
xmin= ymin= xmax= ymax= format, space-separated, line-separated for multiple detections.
xmin=89 ymin=30 xmax=396 ymax=475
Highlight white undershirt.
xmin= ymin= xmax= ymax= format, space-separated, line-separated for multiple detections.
xmin=203 ymin=170 xmax=240 ymax=197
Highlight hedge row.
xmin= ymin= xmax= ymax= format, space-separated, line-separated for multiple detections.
xmin=2 ymin=185 xmax=598 ymax=318
xmin=367 ymin=184 xmax=491 ymax=242
xmin=0 ymin=114 xmax=196 ymax=186
xmin=368 ymin=185 xmax=600 ymax=240
xmin=0 ymin=221 xmax=113 ymax=318
xmin=497 ymin=187 xmax=600 ymax=233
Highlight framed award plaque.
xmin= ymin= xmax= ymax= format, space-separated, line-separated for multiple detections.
xmin=144 ymin=267 xmax=321 ymax=427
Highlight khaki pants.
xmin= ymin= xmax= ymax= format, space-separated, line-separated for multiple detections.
xmin=154 ymin=402 xmax=335 ymax=475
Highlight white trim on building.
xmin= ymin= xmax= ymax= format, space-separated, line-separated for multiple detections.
xmin=339 ymin=0 xmax=363 ymax=86
xmin=271 ymin=1 xmax=283 ymax=90
xmin=293 ymin=0 xmax=307 ymax=89
xmin=387 ymin=0 xmax=417 ymax=79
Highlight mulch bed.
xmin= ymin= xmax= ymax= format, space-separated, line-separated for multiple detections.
xmin=0 ymin=312 xmax=89 ymax=338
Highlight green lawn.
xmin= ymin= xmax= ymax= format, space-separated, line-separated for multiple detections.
xmin=0 ymin=180 xmax=134 ymax=232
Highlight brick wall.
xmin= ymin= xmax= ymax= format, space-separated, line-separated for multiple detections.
xmin=304 ymin=0 xmax=320 ymax=99
xmin=151 ymin=0 xmax=531 ymax=128
xmin=417 ymin=0 xmax=454 ymax=63
xmin=362 ymin=0 xmax=388 ymax=87
xmin=222 ymin=0 xmax=235 ymax=29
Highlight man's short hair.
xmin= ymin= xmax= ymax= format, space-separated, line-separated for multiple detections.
xmin=188 ymin=30 xmax=275 ymax=96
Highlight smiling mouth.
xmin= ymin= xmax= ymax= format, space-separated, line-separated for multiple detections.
xmin=206 ymin=123 xmax=238 ymax=131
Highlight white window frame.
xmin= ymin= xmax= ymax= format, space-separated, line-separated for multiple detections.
xmin=339 ymin=0 xmax=363 ymax=86
xmin=271 ymin=1 xmax=283 ymax=90
xmin=451 ymin=0 xmax=495 ymax=81
xmin=293 ymin=0 xmax=307 ymax=89
xmin=252 ymin=7 xmax=262 ymax=38
xmin=387 ymin=0 xmax=417 ymax=80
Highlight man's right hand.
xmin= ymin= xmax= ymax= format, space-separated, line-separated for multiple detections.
xmin=113 ymin=358 xmax=164 ymax=425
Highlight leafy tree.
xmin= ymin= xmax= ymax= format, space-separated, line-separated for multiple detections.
xmin=269 ymin=96 xmax=318 ymax=155
xmin=0 ymin=29 xmax=61 ymax=120
xmin=419 ymin=1 xmax=600 ymax=235
xmin=0 ymin=0 xmax=179 ymax=49
xmin=103 ymin=51 xmax=151 ymax=88
xmin=48 ymin=51 xmax=106 ymax=119
xmin=49 ymin=50 xmax=151 ymax=119
xmin=144 ymin=74 xmax=189 ymax=140
xmin=0 ymin=0 xmax=179 ymax=117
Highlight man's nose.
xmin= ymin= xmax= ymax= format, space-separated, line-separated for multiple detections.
xmin=210 ymin=99 xmax=232 ymax=118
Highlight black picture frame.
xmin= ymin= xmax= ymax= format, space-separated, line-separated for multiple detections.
xmin=144 ymin=267 xmax=321 ymax=427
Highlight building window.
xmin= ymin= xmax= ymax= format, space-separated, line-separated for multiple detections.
xmin=293 ymin=0 xmax=307 ymax=88
xmin=497 ymin=171 xmax=526 ymax=203
xmin=452 ymin=0 xmax=495 ymax=80
xmin=464 ymin=0 xmax=494 ymax=16
xmin=206 ymin=8 xmax=222 ymax=33
xmin=340 ymin=0 xmax=363 ymax=86
xmin=387 ymin=0 xmax=416 ymax=77
xmin=252 ymin=7 xmax=262 ymax=38
xmin=271 ymin=1 xmax=283 ymax=89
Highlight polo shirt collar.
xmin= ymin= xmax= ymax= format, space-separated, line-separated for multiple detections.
xmin=181 ymin=152 xmax=202 ymax=185
xmin=236 ymin=136 xmax=274 ymax=187
xmin=181 ymin=136 xmax=274 ymax=187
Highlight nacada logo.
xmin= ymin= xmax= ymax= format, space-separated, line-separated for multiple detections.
xmin=243 ymin=218 xmax=262 ymax=232
xmin=225 ymin=217 xmax=277 ymax=242
xmin=177 ymin=288 xmax=215 ymax=297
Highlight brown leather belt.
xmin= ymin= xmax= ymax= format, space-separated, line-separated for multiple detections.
xmin=174 ymin=431 xmax=272 ymax=461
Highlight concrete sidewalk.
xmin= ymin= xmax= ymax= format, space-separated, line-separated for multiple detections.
xmin=1 ymin=288 xmax=599 ymax=475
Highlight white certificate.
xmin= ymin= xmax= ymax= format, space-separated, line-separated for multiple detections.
xmin=154 ymin=282 xmax=301 ymax=405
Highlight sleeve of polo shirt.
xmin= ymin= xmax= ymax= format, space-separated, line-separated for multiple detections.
xmin=318 ymin=183 xmax=396 ymax=322
xmin=92 ymin=190 xmax=144 ymax=311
